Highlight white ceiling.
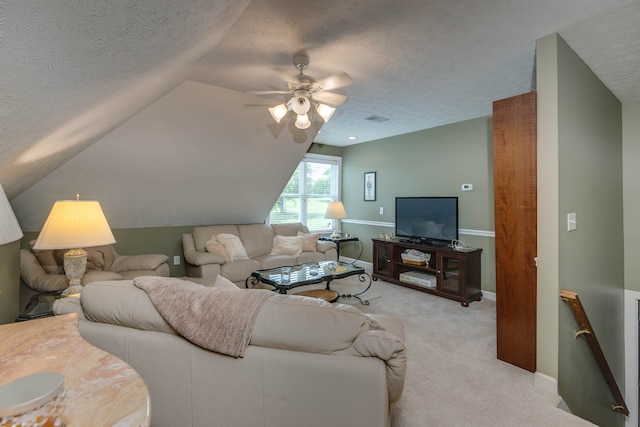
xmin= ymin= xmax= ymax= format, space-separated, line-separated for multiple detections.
xmin=1 ymin=0 xmax=639 ymax=198
xmin=191 ymin=0 xmax=640 ymax=146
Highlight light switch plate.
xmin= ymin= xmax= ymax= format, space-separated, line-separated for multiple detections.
xmin=567 ymin=213 xmax=577 ymax=231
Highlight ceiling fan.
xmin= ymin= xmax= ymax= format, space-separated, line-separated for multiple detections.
xmin=251 ymin=54 xmax=353 ymax=129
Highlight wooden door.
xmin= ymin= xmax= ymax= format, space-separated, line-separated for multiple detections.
xmin=493 ymin=92 xmax=537 ymax=372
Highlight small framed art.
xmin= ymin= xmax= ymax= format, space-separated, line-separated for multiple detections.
xmin=364 ymin=171 xmax=376 ymax=201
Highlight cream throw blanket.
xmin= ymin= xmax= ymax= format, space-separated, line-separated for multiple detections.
xmin=134 ymin=277 xmax=273 ymax=358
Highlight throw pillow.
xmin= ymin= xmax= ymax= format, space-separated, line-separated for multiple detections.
xmin=297 ymin=231 xmax=319 ymax=252
xmin=213 ymin=274 xmax=238 ymax=290
xmin=205 ymin=237 xmax=230 ymax=262
xmin=84 ymin=249 xmax=105 ymax=272
xmin=270 ymin=235 xmax=303 ymax=257
xmin=216 ymin=233 xmax=249 ymax=262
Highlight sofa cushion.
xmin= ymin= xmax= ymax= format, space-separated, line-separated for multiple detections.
xmin=270 ymin=235 xmax=303 ymax=257
xmin=297 ymin=231 xmax=319 ymax=252
xmin=271 ymin=223 xmax=308 ymax=236
xmin=296 ymin=251 xmax=328 ymax=264
xmin=111 ymin=253 xmax=169 ymax=272
xmin=83 ymin=270 xmax=123 ymax=283
xmin=238 ymin=224 xmax=275 ymax=258
xmin=220 ymin=258 xmax=261 ymax=283
xmin=192 ymin=225 xmax=239 ymax=252
xmin=216 ymin=233 xmax=249 ymax=262
xmin=253 ymin=254 xmax=298 ymax=270
xmin=251 ymin=295 xmax=379 ymax=353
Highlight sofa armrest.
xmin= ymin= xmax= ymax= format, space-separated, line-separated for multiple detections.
xmin=184 ymin=249 xmax=226 ymax=266
xmin=350 ymin=330 xmax=407 ymax=403
xmin=316 ymin=240 xmax=336 ymax=253
xmin=111 ymin=254 xmax=169 ymax=273
xmin=20 ymin=249 xmax=68 ymax=292
xmin=182 ymin=232 xmax=226 ymax=266
xmin=53 ymin=296 xmax=85 ymax=319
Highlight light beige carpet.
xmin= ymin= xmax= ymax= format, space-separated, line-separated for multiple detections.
xmin=327 ymin=269 xmax=596 ymax=427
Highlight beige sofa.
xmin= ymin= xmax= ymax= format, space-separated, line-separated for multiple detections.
xmin=182 ymin=222 xmax=337 ymax=285
xmin=54 ymin=278 xmax=406 ymax=427
xmin=20 ymin=244 xmax=170 ymax=309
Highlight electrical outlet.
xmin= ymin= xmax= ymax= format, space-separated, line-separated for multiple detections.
xmin=173 ymin=255 xmax=181 ymax=265
xmin=379 ymin=207 xmax=384 ymax=215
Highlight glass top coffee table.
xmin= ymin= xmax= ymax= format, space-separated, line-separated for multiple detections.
xmin=245 ymin=261 xmax=372 ymax=305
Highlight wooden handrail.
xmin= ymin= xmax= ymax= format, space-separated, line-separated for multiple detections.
xmin=560 ymin=290 xmax=629 ymax=416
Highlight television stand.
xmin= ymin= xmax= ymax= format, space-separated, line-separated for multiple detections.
xmin=372 ymin=239 xmax=482 ymax=306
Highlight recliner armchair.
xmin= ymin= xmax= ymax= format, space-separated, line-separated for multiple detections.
xmin=20 ymin=243 xmax=170 ymax=309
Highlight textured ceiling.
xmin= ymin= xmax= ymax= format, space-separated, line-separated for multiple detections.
xmin=1 ymin=0 xmax=639 ymax=199
xmin=191 ymin=0 xmax=639 ymax=146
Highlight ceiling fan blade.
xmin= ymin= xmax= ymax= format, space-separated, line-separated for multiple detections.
xmin=312 ymin=91 xmax=348 ymax=107
xmin=313 ymin=72 xmax=353 ymax=91
xmin=248 ymin=90 xmax=291 ymax=95
xmin=273 ymin=67 xmax=299 ymax=84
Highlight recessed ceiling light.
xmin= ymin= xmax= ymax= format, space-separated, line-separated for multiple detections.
xmin=347 ymin=136 xmax=358 ymax=140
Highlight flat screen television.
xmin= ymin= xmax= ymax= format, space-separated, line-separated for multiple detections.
xmin=395 ymin=197 xmax=458 ymax=245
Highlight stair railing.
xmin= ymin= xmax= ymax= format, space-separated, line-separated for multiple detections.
xmin=560 ymin=289 xmax=628 ymax=416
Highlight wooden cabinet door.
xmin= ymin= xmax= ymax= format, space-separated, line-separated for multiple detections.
xmin=493 ymin=92 xmax=537 ymax=372
xmin=372 ymin=240 xmax=393 ymax=279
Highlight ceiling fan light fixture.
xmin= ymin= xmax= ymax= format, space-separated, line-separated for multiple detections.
xmin=268 ymin=104 xmax=288 ymax=123
xmin=295 ymin=113 xmax=311 ymax=130
xmin=291 ymin=95 xmax=311 ymax=115
xmin=316 ymin=103 xmax=336 ymax=122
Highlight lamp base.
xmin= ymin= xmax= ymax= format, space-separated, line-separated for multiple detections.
xmin=61 ymin=248 xmax=87 ymax=297
xmin=330 ymin=230 xmax=342 ymax=239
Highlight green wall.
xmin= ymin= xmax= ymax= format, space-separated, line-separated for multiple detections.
xmin=538 ymin=34 xmax=624 ymax=427
xmin=22 ymin=226 xmax=195 ymax=277
xmin=339 ymin=117 xmax=496 ymax=293
xmin=623 ymin=101 xmax=640 ymax=292
xmin=0 ymin=240 xmax=21 ymax=324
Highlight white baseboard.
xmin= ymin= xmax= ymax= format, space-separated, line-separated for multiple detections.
xmin=482 ymin=290 xmax=496 ymax=301
xmin=534 ymin=371 xmax=559 ymax=395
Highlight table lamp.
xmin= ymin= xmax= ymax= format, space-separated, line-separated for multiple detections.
xmin=0 ymin=184 xmax=23 ymax=245
xmin=33 ymin=197 xmax=115 ymax=296
xmin=324 ymin=201 xmax=347 ymax=239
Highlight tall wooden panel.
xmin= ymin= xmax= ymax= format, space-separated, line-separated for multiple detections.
xmin=493 ymin=92 xmax=537 ymax=372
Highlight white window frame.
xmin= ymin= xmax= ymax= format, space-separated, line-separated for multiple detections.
xmin=269 ymin=153 xmax=342 ymax=233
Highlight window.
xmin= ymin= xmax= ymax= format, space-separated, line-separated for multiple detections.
xmin=269 ymin=153 xmax=341 ymax=233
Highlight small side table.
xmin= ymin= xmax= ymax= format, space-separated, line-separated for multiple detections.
xmin=319 ymin=236 xmax=359 ymax=259
xmin=15 ymin=292 xmax=62 ymax=322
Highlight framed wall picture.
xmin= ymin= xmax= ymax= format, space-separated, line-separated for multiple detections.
xmin=364 ymin=171 xmax=376 ymax=201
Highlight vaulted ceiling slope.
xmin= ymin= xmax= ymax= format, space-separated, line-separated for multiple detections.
xmin=1 ymin=0 xmax=639 ymax=199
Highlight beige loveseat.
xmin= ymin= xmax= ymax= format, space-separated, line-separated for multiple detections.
xmin=182 ymin=222 xmax=337 ymax=285
xmin=20 ymin=244 xmax=170 ymax=309
xmin=54 ymin=278 xmax=406 ymax=427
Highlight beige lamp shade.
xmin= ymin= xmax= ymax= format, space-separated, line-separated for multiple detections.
xmin=33 ymin=200 xmax=116 ymax=250
xmin=324 ymin=201 xmax=348 ymax=219
xmin=0 ymin=184 xmax=23 ymax=245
